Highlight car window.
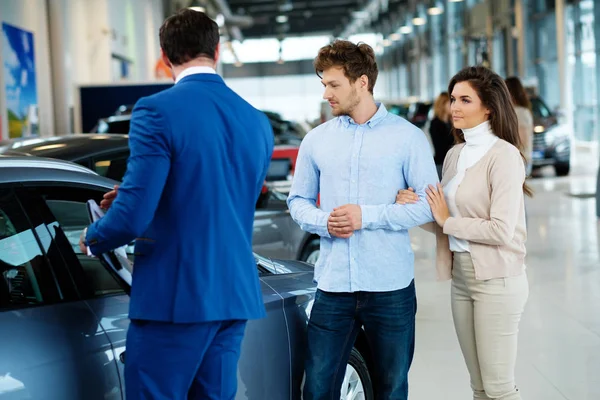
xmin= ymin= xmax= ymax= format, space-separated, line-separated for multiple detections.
xmin=0 ymin=189 xmax=60 ymax=309
xmin=19 ymin=186 xmax=127 ymax=298
xmin=93 ymin=151 xmax=129 ymax=181
xmin=45 ymin=198 xmax=125 ymax=297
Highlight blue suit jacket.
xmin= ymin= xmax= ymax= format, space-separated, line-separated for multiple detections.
xmin=86 ymin=73 xmax=274 ymax=323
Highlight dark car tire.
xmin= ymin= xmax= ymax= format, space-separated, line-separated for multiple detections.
xmin=343 ymin=347 xmax=374 ymax=400
xmin=300 ymin=237 xmax=320 ymax=265
xmin=555 ymin=162 xmax=570 ymax=176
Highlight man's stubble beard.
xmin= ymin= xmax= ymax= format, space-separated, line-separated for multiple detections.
xmin=332 ymin=87 xmax=361 ymax=117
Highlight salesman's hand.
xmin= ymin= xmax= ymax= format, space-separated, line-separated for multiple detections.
xmin=100 ymin=185 xmax=119 ymax=210
xmin=328 ymin=204 xmax=362 ymax=238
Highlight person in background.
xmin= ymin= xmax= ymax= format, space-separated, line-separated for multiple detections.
xmin=79 ymin=9 xmax=273 ymax=400
xmin=287 ymin=39 xmax=438 ymax=400
xmin=396 ymin=66 xmax=531 ymax=400
xmin=429 ymin=91 xmax=454 ymax=179
xmin=505 ymin=76 xmax=534 ymax=176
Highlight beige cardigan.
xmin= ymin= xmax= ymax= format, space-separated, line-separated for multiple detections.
xmin=433 ymin=139 xmax=527 ymax=281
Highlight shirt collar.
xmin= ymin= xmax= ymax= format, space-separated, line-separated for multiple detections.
xmin=341 ymin=102 xmax=388 ymax=129
xmin=175 ymin=66 xmax=217 ymax=84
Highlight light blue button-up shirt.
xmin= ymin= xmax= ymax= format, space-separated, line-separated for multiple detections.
xmin=287 ymin=103 xmax=438 ymax=292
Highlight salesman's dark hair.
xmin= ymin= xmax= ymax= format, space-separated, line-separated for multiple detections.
xmin=159 ymin=9 xmax=219 ymax=66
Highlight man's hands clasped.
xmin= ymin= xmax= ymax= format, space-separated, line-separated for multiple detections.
xmin=328 ymin=204 xmax=362 ymax=239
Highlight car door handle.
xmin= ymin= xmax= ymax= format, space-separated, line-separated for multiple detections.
xmin=119 ymin=351 xmax=126 ymax=364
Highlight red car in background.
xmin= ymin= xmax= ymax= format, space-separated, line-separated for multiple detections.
xmin=272 ymin=145 xmax=299 ymax=173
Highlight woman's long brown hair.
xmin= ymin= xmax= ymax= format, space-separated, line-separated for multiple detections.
xmin=448 ymin=66 xmax=533 ymax=197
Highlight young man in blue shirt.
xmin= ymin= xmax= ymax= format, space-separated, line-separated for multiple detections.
xmin=287 ymin=40 xmax=438 ymax=399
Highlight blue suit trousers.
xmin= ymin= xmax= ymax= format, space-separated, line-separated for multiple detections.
xmin=125 ymin=319 xmax=247 ymax=399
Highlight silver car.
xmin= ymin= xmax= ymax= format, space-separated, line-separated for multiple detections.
xmin=0 ymin=156 xmax=372 ymax=399
xmin=0 ymin=134 xmax=321 ymax=264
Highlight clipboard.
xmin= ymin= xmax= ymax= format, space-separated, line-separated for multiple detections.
xmin=86 ymin=200 xmax=133 ymax=293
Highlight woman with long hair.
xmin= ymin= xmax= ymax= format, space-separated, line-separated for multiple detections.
xmin=430 ymin=92 xmax=454 ymax=179
xmin=396 ymin=66 xmax=530 ymax=399
xmin=505 ymin=76 xmax=534 ymax=176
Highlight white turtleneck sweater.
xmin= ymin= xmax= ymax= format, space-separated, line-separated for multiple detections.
xmin=444 ymin=120 xmax=498 ymax=252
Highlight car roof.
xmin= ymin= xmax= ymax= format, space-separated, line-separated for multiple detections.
xmin=0 ymin=134 xmax=129 ymax=161
xmin=0 ymin=155 xmax=116 ymax=189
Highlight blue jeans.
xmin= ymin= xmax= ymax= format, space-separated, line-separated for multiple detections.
xmin=304 ymin=280 xmax=417 ymax=400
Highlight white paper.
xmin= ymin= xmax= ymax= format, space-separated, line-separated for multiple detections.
xmin=87 ymin=200 xmax=133 ymax=286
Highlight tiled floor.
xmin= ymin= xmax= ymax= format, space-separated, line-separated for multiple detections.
xmin=408 ymin=149 xmax=600 ymax=399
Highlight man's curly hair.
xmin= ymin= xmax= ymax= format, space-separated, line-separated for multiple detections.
xmin=314 ymin=40 xmax=378 ymax=94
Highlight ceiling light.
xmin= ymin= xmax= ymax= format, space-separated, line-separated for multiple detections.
xmin=382 ymin=39 xmax=392 ymax=47
xmin=276 ymin=15 xmax=288 ymax=23
xmin=412 ymin=17 xmax=426 ymax=26
xmin=534 ymin=125 xmax=545 ymax=133
xmin=449 ymin=0 xmax=464 ymax=2
xmin=399 ymin=26 xmax=413 ymax=34
xmin=188 ymin=6 xmax=206 ymax=12
xmin=428 ymin=7 xmax=444 ymax=15
xmin=389 ymin=33 xmax=401 ymax=41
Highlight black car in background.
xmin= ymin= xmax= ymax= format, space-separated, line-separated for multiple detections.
xmin=93 ymin=107 xmax=305 ymax=146
xmin=407 ymin=101 xmax=433 ymax=128
xmin=529 ymin=95 xmax=571 ymax=176
xmin=0 ymin=134 xmax=130 ymax=181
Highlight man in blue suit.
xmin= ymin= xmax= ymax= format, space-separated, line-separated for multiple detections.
xmin=78 ymin=9 xmax=274 ymax=399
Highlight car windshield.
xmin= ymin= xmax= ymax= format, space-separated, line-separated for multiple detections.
xmin=530 ymin=97 xmax=553 ymax=119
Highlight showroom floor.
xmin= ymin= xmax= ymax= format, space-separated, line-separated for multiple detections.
xmin=408 ymin=147 xmax=600 ymax=400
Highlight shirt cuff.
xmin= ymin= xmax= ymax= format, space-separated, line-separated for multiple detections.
xmin=318 ymin=212 xmax=331 ymax=238
xmin=360 ymin=205 xmax=379 ymax=230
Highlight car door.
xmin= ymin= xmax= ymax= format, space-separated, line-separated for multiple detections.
xmin=235 ymin=260 xmax=292 ymax=400
xmin=17 ymin=184 xmax=131 ymax=395
xmin=20 ymin=182 xmax=294 ymax=399
xmin=258 ymin=259 xmax=316 ymax=400
xmin=253 ymin=188 xmax=296 ymax=260
xmin=0 ymin=185 xmax=121 ymax=400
